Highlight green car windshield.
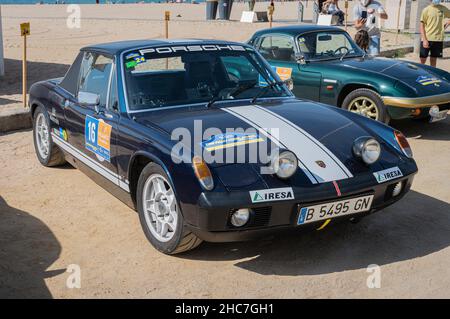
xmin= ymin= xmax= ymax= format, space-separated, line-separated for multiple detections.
xmin=123 ymin=45 xmax=292 ymax=111
xmin=298 ymin=31 xmax=364 ymax=61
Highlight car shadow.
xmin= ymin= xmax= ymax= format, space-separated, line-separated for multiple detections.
xmin=0 ymin=59 xmax=70 ymax=96
xmin=181 ymin=190 xmax=450 ymax=276
xmin=390 ymin=117 xmax=450 ymax=141
xmin=0 ymin=196 xmax=63 ymax=298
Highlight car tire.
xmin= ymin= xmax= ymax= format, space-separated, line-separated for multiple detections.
xmin=32 ymin=105 xmax=66 ymax=167
xmin=136 ymin=162 xmax=202 ymax=254
xmin=342 ymin=88 xmax=390 ymax=124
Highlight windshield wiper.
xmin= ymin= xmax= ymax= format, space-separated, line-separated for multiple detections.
xmin=251 ymin=81 xmax=284 ymax=104
xmin=206 ymin=82 xmax=257 ymax=108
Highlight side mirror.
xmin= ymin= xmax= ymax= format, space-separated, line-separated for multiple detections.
xmin=78 ymin=91 xmax=100 ymax=107
xmin=283 ymin=78 xmax=294 ymax=91
xmin=295 ymin=53 xmax=307 ymax=65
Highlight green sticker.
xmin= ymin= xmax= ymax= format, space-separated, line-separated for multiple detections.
xmin=126 ymin=60 xmax=138 ymax=69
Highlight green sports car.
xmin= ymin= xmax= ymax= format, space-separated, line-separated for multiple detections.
xmin=248 ymin=25 xmax=450 ymax=124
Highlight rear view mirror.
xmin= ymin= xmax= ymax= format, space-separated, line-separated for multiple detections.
xmin=78 ymin=91 xmax=100 ymax=107
xmin=318 ymin=35 xmax=332 ymax=42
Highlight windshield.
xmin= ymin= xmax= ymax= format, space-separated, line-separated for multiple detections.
xmin=297 ymin=31 xmax=364 ymax=61
xmin=123 ymin=44 xmax=292 ymax=111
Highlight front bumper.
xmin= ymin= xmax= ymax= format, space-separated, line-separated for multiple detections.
xmin=382 ymin=92 xmax=450 ymax=109
xmin=182 ymin=172 xmax=416 ymax=243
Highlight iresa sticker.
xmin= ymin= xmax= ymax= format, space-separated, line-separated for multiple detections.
xmin=373 ymin=167 xmax=403 ymax=184
xmin=250 ymin=187 xmax=294 ymax=203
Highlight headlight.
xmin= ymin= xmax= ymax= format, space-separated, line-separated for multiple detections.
xmin=353 ymin=137 xmax=381 ymax=165
xmin=230 ymin=208 xmax=251 ymax=227
xmin=192 ymin=156 xmax=214 ymax=191
xmin=271 ymin=150 xmax=298 ymax=179
xmin=394 ymin=131 xmax=413 ymax=158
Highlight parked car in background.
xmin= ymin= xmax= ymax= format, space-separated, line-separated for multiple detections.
xmin=248 ymin=25 xmax=450 ymax=124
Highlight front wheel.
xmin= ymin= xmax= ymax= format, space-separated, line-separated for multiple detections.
xmin=342 ymin=88 xmax=390 ymax=124
xmin=136 ymin=163 xmax=202 ymax=254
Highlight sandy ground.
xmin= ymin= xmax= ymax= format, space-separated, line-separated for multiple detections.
xmin=0 ymin=3 xmax=450 ymax=299
xmin=1 ymin=118 xmax=450 ymax=298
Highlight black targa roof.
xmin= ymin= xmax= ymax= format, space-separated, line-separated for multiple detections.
xmin=81 ymin=39 xmax=252 ymax=56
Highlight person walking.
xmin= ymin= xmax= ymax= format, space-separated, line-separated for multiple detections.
xmin=353 ymin=0 xmax=388 ymax=56
xmin=420 ymin=0 xmax=450 ymax=67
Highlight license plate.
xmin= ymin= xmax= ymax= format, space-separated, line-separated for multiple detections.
xmin=430 ymin=110 xmax=448 ymax=123
xmin=297 ymin=195 xmax=374 ymax=225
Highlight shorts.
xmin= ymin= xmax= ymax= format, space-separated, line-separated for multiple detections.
xmin=420 ymin=41 xmax=443 ymax=58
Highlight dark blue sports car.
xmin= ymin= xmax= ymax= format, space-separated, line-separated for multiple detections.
xmin=29 ymin=39 xmax=418 ymax=254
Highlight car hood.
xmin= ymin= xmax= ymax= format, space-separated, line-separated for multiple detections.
xmin=320 ymin=57 xmax=450 ymax=95
xmin=134 ymin=99 xmax=402 ymax=186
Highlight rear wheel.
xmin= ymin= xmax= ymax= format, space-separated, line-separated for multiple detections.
xmin=342 ymin=88 xmax=390 ymax=124
xmin=32 ymin=106 xmax=66 ymax=167
xmin=136 ymin=163 xmax=202 ymax=254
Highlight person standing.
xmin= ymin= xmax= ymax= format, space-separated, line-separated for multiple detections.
xmin=323 ymin=0 xmax=345 ymax=26
xmin=420 ymin=0 xmax=450 ymax=67
xmin=353 ymin=0 xmax=388 ymax=56
xmin=355 ymin=30 xmax=370 ymax=53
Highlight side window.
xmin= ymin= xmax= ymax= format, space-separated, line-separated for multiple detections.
xmin=78 ymin=52 xmax=113 ymax=108
xmin=315 ymin=33 xmax=353 ymax=55
xmin=220 ymin=56 xmax=258 ymax=83
xmin=259 ymin=36 xmax=295 ymax=62
xmin=60 ymin=52 xmax=83 ymax=95
xmin=107 ymin=64 xmax=119 ymax=112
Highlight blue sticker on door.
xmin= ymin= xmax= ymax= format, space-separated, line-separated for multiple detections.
xmin=85 ymin=115 xmax=112 ymax=162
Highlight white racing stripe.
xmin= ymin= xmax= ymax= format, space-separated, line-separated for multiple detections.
xmin=51 ymin=133 xmax=130 ymax=192
xmin=225 ymin=105 xmax=353 ymax=184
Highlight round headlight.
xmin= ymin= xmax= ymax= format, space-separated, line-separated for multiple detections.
xmin=272 ymin=150 xmax=298 ymax=179
xmin=353 ymin=137 xmax=381 ymax=165
xmin=230 ymin=208 xmax=251 ymax=227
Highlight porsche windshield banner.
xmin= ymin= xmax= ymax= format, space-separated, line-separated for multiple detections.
xmin=139 ymin=44 xmax=251 ymax=56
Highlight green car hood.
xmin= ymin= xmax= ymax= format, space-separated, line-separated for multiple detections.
xmin=315 ymin=57 xmax=450 ymax=96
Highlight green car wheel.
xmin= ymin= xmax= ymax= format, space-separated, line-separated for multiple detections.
xmin=342 ymin=88 xmax=390 ymax=124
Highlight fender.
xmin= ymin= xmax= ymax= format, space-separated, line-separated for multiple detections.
xmin=127 ymin=148 xmax=202 ymax=210
xmin=128 ymin=149 xmax=173 ymax=186
xmin=29 ymin=98 xmax=45 ymax=118
xmin=335 ymin=81 xmax=381 ymax=107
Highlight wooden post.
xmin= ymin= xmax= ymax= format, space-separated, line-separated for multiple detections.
xmin=164 ymin=12 xmax=170 ymax=70
xmin=165 ymin=11 xmax=170 ymax=39
xmin=0 ymin=6 xmax=5 ymax=77
xmin=20 ymin=22 xmax=30 ymax=108
xmin=395 ymin=0 xmax=402 ymax=45
xmin=344 ymin=0 xmax=349 ymax=31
